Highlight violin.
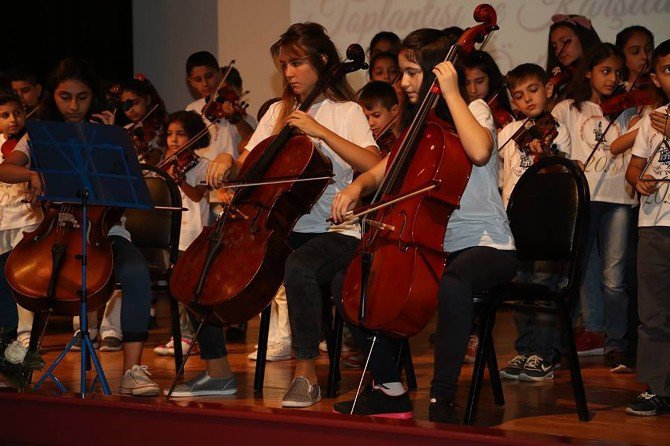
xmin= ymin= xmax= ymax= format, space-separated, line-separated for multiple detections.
xmin=487 ymin=92 xmax=515 ymax=130
xmin=374 ymin=117 xmax=398 ymax=157
xmin=6 ymin=203 xmax=115 ymax=315
xmin=340 ymin=4 xmax=498 ymax=337
xmin=201 ymin=61 xmax=249 ymax=125
xmin=156 ymin=148 xmax=199 ymax=185
xmin=202 ymin=85 xmax=249 ymax=124
xmin=170 ymin=44 xmax=368 ymax=324
xmin=509 ymin=111 xmax=560 ymax=162
xmin=126 ymin=104 xmax=163 ymax=164
xmin=600 ymin=74 xmax=659 ymax=118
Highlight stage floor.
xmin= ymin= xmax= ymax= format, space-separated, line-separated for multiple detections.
xmin=2 ymin=305 xmax=668 ymax=446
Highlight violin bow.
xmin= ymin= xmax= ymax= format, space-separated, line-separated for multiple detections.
xmin=201 ymin=60 xmax=236 ymax=116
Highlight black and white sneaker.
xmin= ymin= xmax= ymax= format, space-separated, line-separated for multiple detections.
xmin=518 ymin=354 xmax=554 ymax=381
xmin=333 ymin=384 xmax=412 ymax=419
xmin=500 ymin=354 xmax=529 ymax=380
xmin=626 ymin=392 xmax=670 ymax=416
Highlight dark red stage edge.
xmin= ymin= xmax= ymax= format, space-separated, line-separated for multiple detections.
xmin=0 ymin=391 xmax=610 ymax=446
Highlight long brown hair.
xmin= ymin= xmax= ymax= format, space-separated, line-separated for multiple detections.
xmin=271 ymin=22 xmax=355 ymax=134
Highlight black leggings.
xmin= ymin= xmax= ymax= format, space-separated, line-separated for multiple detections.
xmin=334 ymin=246 xmax=517 ymax=400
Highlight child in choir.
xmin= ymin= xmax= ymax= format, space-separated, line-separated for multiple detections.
xmin=9 ymin=66 xmax=45 ymax=118
xmin=152 ymin=111 xmax=213 ymax=357
xmin=552 ymin=43 xmax=638 ymax=372
xmin=0 ymin=93 xmax=42 ymax=347
xmin=368 ymin=31 xmax=401 ymax=60
xmin=546 ymin=14 xmax=601 ymax=107
xmin=616 ymin=26 xmax=655 ymax=89
xmin=368 ymin=51 xmax=400 ymax=85
xmin=119 ymin=74 xmax=168 ymax=165
xmin=185 ymin=51 xmax=252 ymax=161
xmin=497 ymin=63 xmax=571 ymax=381
xmin=358 ymin=80 xmax=399 ymax=157
xmin=624 ymin=38 xmax=670 ymax=417
xmin=460 ymin=50 xmax=514 ymax=131
xmin=0 ymin=58 xmax=158 ymax=396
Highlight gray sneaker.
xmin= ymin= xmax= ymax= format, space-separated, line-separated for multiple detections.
xmin=166 ymin=372 xmax=237 ymax=397
xmin=282 ymin=376 xmax=322 ymax=408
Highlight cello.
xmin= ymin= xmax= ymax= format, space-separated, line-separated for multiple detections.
xmin=6 ymin=204 xmax=116 ymax=315
xmin=171 ymin=44 xmax=368 ymax=323
xmin=340 ymin=4 xmax=498 ymax=337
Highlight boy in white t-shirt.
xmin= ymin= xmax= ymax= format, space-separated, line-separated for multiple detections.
xmin=498 ymin=64 xmax=570 ymax=382
xmin=624 ymin=39 xmax=670 ymax=417
xmin=0 ymin=92 xmax=41 ymax=346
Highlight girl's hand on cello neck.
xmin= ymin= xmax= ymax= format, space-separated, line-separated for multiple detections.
xmin=286 ymin=110 xmax=326 ymax=139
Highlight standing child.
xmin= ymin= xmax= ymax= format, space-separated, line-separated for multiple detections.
xmin=624 ymin=38 xmax=670 ymax=416
xmin=497 ymin=63 xmax=571 ymax=381
xmin=553 ymin=43 xmax=638 ymax=372
xmin=0 ymin=92 xmax=42 ymax=346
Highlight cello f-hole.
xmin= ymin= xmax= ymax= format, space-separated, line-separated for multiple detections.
xmin=397 ymin=211 xmax=409 ymax=252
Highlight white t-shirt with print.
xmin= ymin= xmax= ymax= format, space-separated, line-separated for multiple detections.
xmin=498 ymin=116 xmax=571 ymax=208
xmin=245 ymin=99 xmax=377 ymax=238
xmin=178 ymin=157 xmax=211 ymax=250
xmin=443 ymin=99 xmax=515 ymax=253
xmin=186 ymin=98 xmax=253 ymax=161
xmin=552 ymin=99 xmax=637 ymax=205
xmin=0 ymin=134 xmax=41 ymax=232
xmin=631 ymin=105 xmax=670 ymax=227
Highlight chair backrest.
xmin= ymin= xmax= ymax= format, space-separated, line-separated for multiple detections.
xmin=507 ymin=156 xmax=590 ymax=292
xmin=124 ymin=164 xmax=182 ymax=265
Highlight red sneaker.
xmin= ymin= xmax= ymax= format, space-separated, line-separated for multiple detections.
xmin=575 ymin=330 xmax=605 ymax=356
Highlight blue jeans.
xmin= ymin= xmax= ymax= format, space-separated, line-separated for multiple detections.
xmin=579 ymin=201 xmax=630 ymax=353
xmin=514 ymin=261 xmax=562 ymax=361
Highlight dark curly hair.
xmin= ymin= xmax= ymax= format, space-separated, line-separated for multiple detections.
xmin=165 ymin=110 xmax=210 ymax=150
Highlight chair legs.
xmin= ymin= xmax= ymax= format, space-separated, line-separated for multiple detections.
xmin=464 ymin=309 xmax=498 ymax=425
xmin=326 ymin=309 xmax=344 ymax=397
xmin=558 ymin=300 xmax=590 ymax=421
xmin=253 ymin=305 xmax=272 ymax=393
xmin=397 ymin=338 xmax=417 ymax=391
xmin=487 ymin=335 xmax=505 ymax=406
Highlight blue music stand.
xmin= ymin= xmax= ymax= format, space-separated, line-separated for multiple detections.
xmin=28 ymin=121 xmax=153 ymax=397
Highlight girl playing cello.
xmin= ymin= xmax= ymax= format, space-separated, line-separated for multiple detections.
xmin=171 ymin=23 xmax=380 ymax=399
xmin=330 ymin=27 xmax=518 ymax=422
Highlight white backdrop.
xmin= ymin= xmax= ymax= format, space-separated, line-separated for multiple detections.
xmin=291 ymin=0 xmax=670 ymax=90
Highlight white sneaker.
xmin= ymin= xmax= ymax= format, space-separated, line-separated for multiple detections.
xmin=248 ymin=341 xmax=293 ymax=361
xmin=120 ymin=365 xmax=160 ymax=396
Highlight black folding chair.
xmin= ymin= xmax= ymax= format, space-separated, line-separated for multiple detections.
xmin=465 ymin=156 xmax=591 ymax=425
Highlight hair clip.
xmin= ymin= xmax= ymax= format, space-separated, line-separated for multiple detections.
xmin=551 ymin=14 xmax=592 ymax=30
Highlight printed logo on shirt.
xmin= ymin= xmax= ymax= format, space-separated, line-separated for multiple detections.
xmin=648 ymin=136 xmax=670 ymax=179
xmin=580 ymin=115 xmax=624 ymax=174
xmin=512 ymin=152 xmax=534 ymax=178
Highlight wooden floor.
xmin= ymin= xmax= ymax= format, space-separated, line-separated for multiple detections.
xmin=18 ymin=298 xmax=670 ymax=446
